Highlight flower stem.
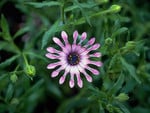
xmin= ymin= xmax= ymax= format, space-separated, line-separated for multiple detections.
xmin=22 ymin=53 xmax=29 ymax=66
xmin=61 ymin=3 xmax=65 ymax=24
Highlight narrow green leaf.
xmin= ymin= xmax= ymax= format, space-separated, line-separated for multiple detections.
xmin=26 ymin=1 xmax=61 ymax=8
xmin=120 ymin=57 xmax=141 ymax=84
xmin=13 ymin=26 xmax=30 ymax=39
xmin=0 ymin=41 xmax=19 ymax=53
xmin=73 ymin=0 xmax=91 ymax=26
xmin=111 ymin=27 xmax=128 ymax=39
xmin=24 ymin=51 xmax=48 ymax=63
xmin=72 ymin=6 xmax=122 ymax=25
xmin=0 ymin=55 xmax=19 ymax=68
xmin=57 ymin=98 xmax=89 ymax=113
xmin=41 ymin=20 xmax=60 ymax=49
xmin=117 ymin=102 xmax=130 ymax=113
xmin=5 ymin=84 xmax=14 ymax=102
xmin=0 ymin=15 xmax=11 ymax=41
xmin=64 ymin=2 xmax=98 ymax=12
xmin=108 ymin=73 xmax=124 ymax=94
xmin=47 ymin=81 xmax=62 ymax=99
xmin=21 ymin=79 xmax=44 ymax=99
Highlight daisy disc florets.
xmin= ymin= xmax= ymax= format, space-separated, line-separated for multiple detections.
xmin=46 ymin=31 xmax=102 ymax=88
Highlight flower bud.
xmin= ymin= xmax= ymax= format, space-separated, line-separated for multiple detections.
xmin=25 ymin=65 xmax=36 ymax=77
xmin=115 ymin=93 xmax=129 ymax=102
xmin=105 ymin=37 xmax=113 ymax=45
xmin=10 ymin=74 xmax=18 ymax=83
xmin=11 ymin=98 xmax=19 ymax=105
xmin=109 ymin=5 xmax=121 ymax=13
xmin=106 ymin=104 xmax=113 ymax=112
xmin=125 ymin=41 xmax=136 ymax=50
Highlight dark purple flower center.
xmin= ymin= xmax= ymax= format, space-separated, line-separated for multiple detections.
xmin=67 ymin=52 xmax=80 ymax=65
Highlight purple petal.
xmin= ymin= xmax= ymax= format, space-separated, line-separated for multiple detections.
xmin=45 ymin=53 xmax=59 ymax=59
xmin=88 ymin=37 xmax=95 ymax=45
xmin=86 ymin=66 xmax=99 ymax=75
xmin=59 ymin=71 xmax=67 ymax=84
xmin=82 ymin=71 xmax=92 ymax=82
xmin=46 ymin=47 xmax=60 ymax=53
xmin=89 ymin=52 xmax=102 ymax=57
xmin=87 ymin=43 xmax=100 ymax=51
xmin=47 ymin=62 xmax=60 ymax=69
xmin=53 ymin=37 xmax=64 ymax=48
xmin=51 ymin=71 xmax=59 ymax=77
xmin=73 ymin=30 xmax=78 ymax=44
xmin=89 ymin=61 xmax=103 ymax=67
xmin=61 ymin=31 xmax=69 ymax=45
xmin=76 ymin=73 xmax=83 ymax=88
xmin=81 ymin=32 xmax=87 ymax=40
xmin=69 ymin=73 xmax=75 ymax=88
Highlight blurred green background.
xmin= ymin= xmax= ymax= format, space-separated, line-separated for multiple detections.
xmin=0 ymin=0 xmax=150 ymax=113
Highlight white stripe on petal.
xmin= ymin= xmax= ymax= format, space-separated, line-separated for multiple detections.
xmin=45 ymin=53 xmax=60 ymax=59
xmin=86 ymin=66 xmax=99 ymax=75
xmin=53 ymin=37 xmax=64 ymax=48
xmin=59 ymin=71 xmax=68 ymax=84
xmin=71 ymin=44 xmax=77 ymax=52
xmin=76 ymin=72 xmax=83 ymax=88
xmin=73 ymin=30 xmax=78 ymax=44
xmin=47 ymin=62 xmax=61 ymax=69
xmin=46 ymin=47 xmax=60 ymax=53
xmin=82 ymin=71 xmax=92 ymax=82
xmin=84 ymin=37 xmax=95 ymax=48
xmin=81 ymin=32 xmax=87 ymax=40
xmin=88 ymin=61 xmax=103 ymax=67
xmin=70 ymin=66 xmax=79 ymax=74
xmin=78 ymin=32 xmax=87 ymax=45
xmin=88 ymin=37 xmax=95 ymax=45
xmin=87 ymin=43 xmax=100 ymax=51
xmin=62 ymin=44 xmax=71 ymax=54
xmin=89 ymin=52 xmax=102 ymax=57
xmin=51 ymin=65 xmax=67 ymax=77
xmin=69 ymin=73 xmax=75 ymax=88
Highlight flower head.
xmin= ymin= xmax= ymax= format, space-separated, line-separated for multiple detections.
xmin=46 ymin=31 xmax=102 ymax=88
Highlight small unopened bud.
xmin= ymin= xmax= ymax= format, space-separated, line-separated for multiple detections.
xmin=10 ymin=74 xmax=18 ymax=83
xmin=109 ymin=5 xmax=121 ymax=13
xmin=106 ymin=104 xmax=113 ymax=112
xmin=25 ymin=65 xmax=36 ymax=77
xmin=105 ymin=37 xmax=112 ymax=45
xmin=125 ymin=41 xmax=136 ymax=50
xmin=116 ymin=93 xmax=129 ymax=102
xmin=11 ymin=98 xmax=19 ymax=105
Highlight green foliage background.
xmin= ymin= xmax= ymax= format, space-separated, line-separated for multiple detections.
xmin=0 ymin=0 xmax=150 ymax=113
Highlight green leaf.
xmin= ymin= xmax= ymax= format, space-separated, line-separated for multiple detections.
xmin=13 ymin=26 xmax=30 ymax=39
xmin=108 ymin=73 xmax=124 ymax=94
xmin=41 ymin=20 xmax=61 ymax=49
xmin=0 ymin=55 xmax=19 ymax=69
xmin=47 ymin=81 xmax=62 ymax=99
xmin=117 ymin=102 xmax=130 ymax=113
xmin=64 ymin=2 xmax=98 ymax=12
xmin=0 ymin=41 xmax=20 ymax=53
xmin=5 ymin=84 xmax=14 ymax=102
xmin=24 ymin=51 xmax=48 ymax=63
xmin=111 ymin=27 xmax=128 ymax=39
xmin=0 ymin=15 xmax=11 ymax=41
xmin=73 ymin=0 xmax=91 ymax=26
xmin=120 ymin=57 xmax=141 ymax=84
xmin=57 ymin=97 xmax=89 ymax=113
xmin=26 ymin=1 xmax=61 ymax=8
xmin=21 ymin=79 xmax=44 ymax=98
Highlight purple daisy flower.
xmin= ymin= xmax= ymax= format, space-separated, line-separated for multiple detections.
xmin=46 ymin=31 xmax=102 ymax=88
